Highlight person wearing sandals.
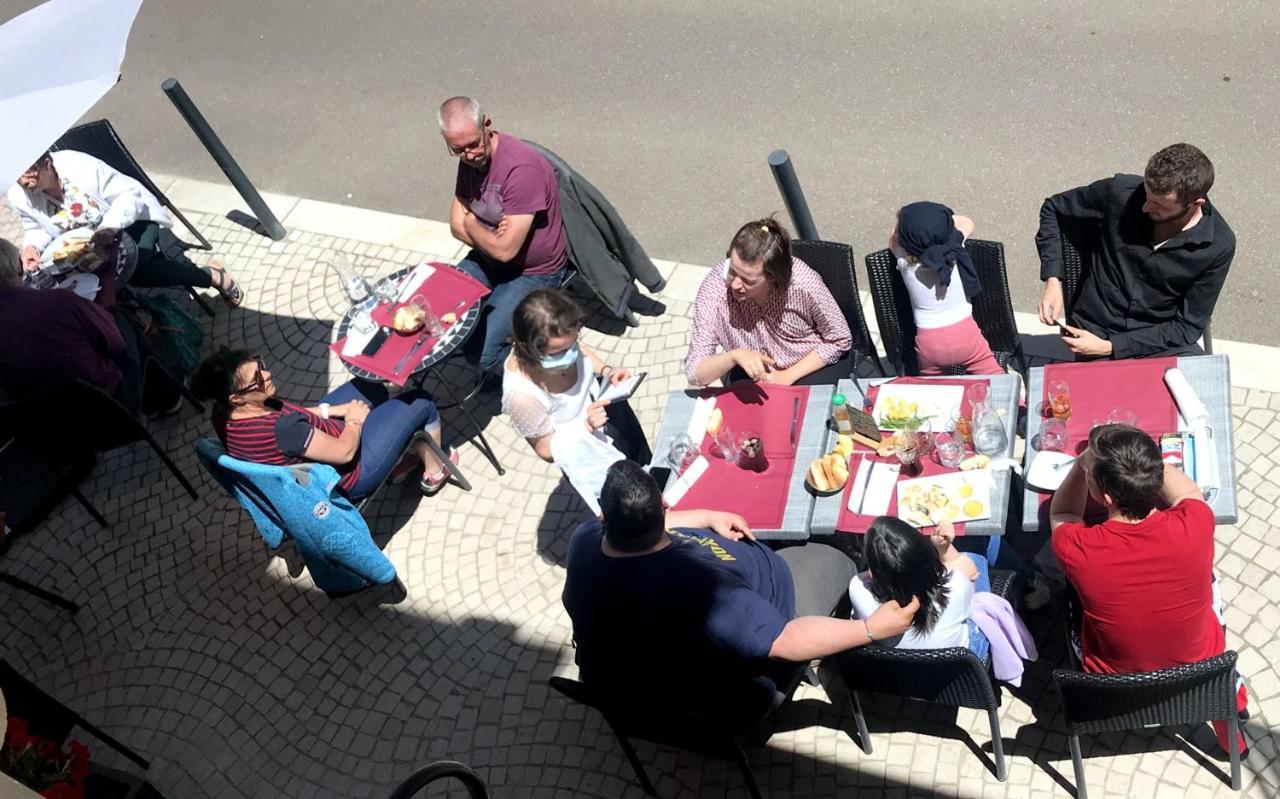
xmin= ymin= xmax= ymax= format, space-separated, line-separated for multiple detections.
xmin=192 ymin=349 xmax=459 ymax=498
xmin=7 ymin=150 xmax=244 ymax=306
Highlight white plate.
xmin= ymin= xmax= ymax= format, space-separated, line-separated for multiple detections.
xmin=895 ymin=470 xmax=991 ymax=528
xmin=58 ymin=272 xmax=100 ymax=300
xmin=39 ymin=228 xmax=95 ymax=274
xmin=871 ymin=383 xmax=966 ymax=431
xmin=1026 ymin=451 xmax=1076 ymax=491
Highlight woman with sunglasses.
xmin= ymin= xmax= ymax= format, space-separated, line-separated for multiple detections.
xmin=192 ymin=350 xmax=458 ymax=498
xmin=502 ymin=290 xmax=650 ymax=507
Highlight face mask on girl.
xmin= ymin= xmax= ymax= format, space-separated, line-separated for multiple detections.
xmin=540 ymin=342 xmax=581 ymax=371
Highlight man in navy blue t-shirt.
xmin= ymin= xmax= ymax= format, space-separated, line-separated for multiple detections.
xmin=563 ymin=461 xmax=919 ymax=713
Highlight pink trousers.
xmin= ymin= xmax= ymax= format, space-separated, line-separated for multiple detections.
xmin=914 ymin=316 xmax=1004 ymax=375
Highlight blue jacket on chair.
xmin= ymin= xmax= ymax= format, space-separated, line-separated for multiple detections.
xmin=195 ymin=439 xmax=397 ymax=594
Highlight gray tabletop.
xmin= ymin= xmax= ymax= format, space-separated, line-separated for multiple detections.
xmin=809 ymin=375 xmax=1021 ymax=537
xmin=1021 ymin=354 xmax=1237 ymax=530
xmin=650 ymin=384 xmax=832 ymax=541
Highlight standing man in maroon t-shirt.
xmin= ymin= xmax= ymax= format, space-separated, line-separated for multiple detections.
xmin=439 ymin=96 xmax=568 ymax=376
xmin=1049 ymin=423 xmax=1249 ymax=755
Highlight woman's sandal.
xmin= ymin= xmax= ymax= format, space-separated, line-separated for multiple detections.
xmin=206 ymin=259 xmax=244 ymax=307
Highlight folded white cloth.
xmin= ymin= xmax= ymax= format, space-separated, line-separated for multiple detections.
xmin=396 ymin=263 xmax=437 ymax=302
xmin=848 ymin=458 xmax=899 ymax=516
xmin=1164 ymin=368 xmax=1209 ymax=428
xmin=341 ymin=319 xmax=377 ymax=357
xmin=663 ymin=455 xmax=709 ymax=507
xmin=685 ymin=397 xmax=717 ymax=443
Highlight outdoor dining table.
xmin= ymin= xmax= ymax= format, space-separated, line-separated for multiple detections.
xmin=1021 ymin=353 xmax=1238 ymax=530
xmin=808 ymin=374 xmax=1020 ymax=539
xmin=332 ymin=262 xmax=503 ymax=477
xmin=24 ymin=230 xmax=137 ymax=308
xmin=649 ymin=383 xmax=833 ymax=541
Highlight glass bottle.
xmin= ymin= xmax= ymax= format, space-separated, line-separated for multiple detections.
xmin=972 ymin=401 xmax=1009 ymax=457
xmin=831 ymin=393 xmax=853 ymax=435
xmin=329 ymin=252 xmax=371 ymax=303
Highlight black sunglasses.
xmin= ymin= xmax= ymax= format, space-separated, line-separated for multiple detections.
xmin=231 ymin=357 xmax=268 ymax=395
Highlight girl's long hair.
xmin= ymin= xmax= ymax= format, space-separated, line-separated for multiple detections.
xmin=864 ymin=517 xmax=951 ymax=635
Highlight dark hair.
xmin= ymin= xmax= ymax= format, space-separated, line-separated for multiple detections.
xmin=1086 ymin=423 xmax=1163 ymax=518
xmin=509 ymin=289 xmax=585 ymax=372
xmin=0 ymin=238 xmax=22 ymax=284
xmin=864 ymin=517 xmax=950 ymax=635
xmin=1144 ymin=143 xmax=1214 ymax=205
xmin=599 ymin=460 xmax=665 ymax=553
xmin=192 ymin=348 xmax=255 ymax=409
xmin=727 ymin=216 xmax=792 ymax=291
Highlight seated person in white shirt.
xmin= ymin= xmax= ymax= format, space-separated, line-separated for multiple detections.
xmin=848 ymin=517 xmax=990 ymax=658
xmin=9 ymin=150 xmax=242 ymax=304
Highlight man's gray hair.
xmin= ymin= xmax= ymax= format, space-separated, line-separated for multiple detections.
xmin=438 ymin=96 xmax=483 ymax=132
xmin=0 ymin=238 xmax=23 ymax=285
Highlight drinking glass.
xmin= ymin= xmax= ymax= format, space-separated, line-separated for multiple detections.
xmin=1048 ymin=379 xmax=1072 ymax=420
xmin=375 ymin=278 xmax=398 ymax=307
xmin=1040 ymin=418 xmax=1068 ymax=452
xmin=967 ymin=381 xmax=989 ymax=414
xmin=950 ymin=405 xmax=973 ymax=445
xmin=1107 ymin=407 xmax=1138 ymax=427
xmin=913 ymin=416 xmax=934 ymax=457
xmin=737 ymin=430 xmax=766 ymax=472
xmin=713 ymin=424 xmax=739 ymax=464
xmin=936 ymin=434 xmax=966 ymax=468
xmin=410 ymin=294 xmax=444 ymax=336
xmin=667 ymin=433 xmax=699 ymax=474
xmin=894 ymin=431 xmax=923 ymax=477
xmin=972 ymin=402 xmax=1009 ymax=457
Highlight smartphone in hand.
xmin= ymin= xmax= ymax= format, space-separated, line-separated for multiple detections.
xmin=1057 ymin=319 xmax=1076 ymax=338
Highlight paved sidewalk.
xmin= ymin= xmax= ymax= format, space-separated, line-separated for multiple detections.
xmin=0 ymin=198 xmax=1277 ymax=799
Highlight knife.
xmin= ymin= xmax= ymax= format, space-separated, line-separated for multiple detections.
xmin=856 ymin=460 xmax=876 ymax=515
xmin=789 ymin=397 xmax=800 ymax=448
xmin=393 ymin=332 xmax=431 ymax=374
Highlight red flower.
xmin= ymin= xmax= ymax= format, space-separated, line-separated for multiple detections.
xmin=69 ymin=202 xmax=83 ymax=218
xmin=6 ymin=716 xmax=31 ymax=749
xmin=66 ymin=741 xmax=89 ymax=782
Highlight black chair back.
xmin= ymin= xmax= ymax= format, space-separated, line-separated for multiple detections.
xmin=836 ymin=645 xmax=999 ymax=710
xmin=1052 ymin=650 xmax=1239 ymax=735
xmin=791 ymin=239 xmax=886 ymax=377
xmin=1054 ymin=215 xmax=1099 ymax=322
xmin=864 ymin=239 xmax=1024 ymax=377
xmin=52 ymin=119 xmax=211 ymax=250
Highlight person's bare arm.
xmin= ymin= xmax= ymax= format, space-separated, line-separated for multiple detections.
xmin=1049 ymin=455 xmax=1089 ymax=532
xmin=464 ymin=212 xmax=534 ymax=263
xmin=664 ymin=509 xmax=754 ymax=541
xmin=526 ymin=434 xmax=554 ymax=463
xmin=1162 ymin=462 xmax=1204 ymax=507
xmin=768 ymin=597 xmax=920 ymax=661
xmin=765 ymin=351 xmax=825 ymax=385
xmin=302 ymin=422 xmax=364 ymax=465
xmin=449 ymin=197 xmax=475 ymax=246
xmin=932 ymin=520 xmax=978 ymax=581
xmin=953 ymin=214 xmax=975 ymax=240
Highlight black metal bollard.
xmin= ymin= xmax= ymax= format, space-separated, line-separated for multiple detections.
xmin=161 ymin=78 xmax=286 ymax=241
xmin=768 ymin=149 xmax=819 ymax=241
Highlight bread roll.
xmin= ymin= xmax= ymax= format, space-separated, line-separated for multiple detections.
xmin=809 ymin=459 xmax=831 ymax=492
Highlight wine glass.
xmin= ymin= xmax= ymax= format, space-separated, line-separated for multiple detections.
xmin=410 ymin=294 xmax=444 ymax=336
xmin=1040 ymin=418 xmax=1068 ymax=452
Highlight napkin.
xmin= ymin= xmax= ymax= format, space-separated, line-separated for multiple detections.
xmin=846 ymin=456 xmax=874 ymax=514
xmin=685 ymin=397 xmax=717 ymax=443
xmin=1163 ymin=368 xmax=1219 ymax=499
xmin=861 ymin=462 xmax=900 ymax=517
xmin=341 ymin=321 xmax=377 ymax=356
xmin=664 ymin=455 xmax=709 ymax=506
xmin=1164 ymin=368 xmax=1209 ymax=428
xmin=396 ymin=263 xmax=437 ymax=302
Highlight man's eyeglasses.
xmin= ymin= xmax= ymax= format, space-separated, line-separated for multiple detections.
xmin=231 ymin=357 xmax=268 ymax=395
xmin=445 ymin=125 xmax=489 ymax=158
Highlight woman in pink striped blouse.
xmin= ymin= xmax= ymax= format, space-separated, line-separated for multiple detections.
xmin=685 ymin=218 xmax=852 ymax=386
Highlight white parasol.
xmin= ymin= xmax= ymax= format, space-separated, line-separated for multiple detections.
xmin=0 ymin=0 xmax=143 ymax=186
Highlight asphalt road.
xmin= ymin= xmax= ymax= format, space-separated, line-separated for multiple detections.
xmin=5 ymin=0 xmax=1278 ymax=344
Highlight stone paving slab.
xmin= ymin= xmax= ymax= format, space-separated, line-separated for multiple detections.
xmin=0 ymin=206 xmax=1277 ymax=798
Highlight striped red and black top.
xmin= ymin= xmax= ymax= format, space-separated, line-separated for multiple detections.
xmin=215 ymin=400 xmax=361 ymax=492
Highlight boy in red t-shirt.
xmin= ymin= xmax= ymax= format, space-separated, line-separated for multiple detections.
xmin=1049 ymin=423 xmax=1249 ymax=755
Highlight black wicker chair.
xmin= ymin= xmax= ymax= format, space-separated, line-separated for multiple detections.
xmin=791 ymin=239 xmax=887 ymax=378
xmin=834 ymin=569 xmax=1021 ymax=781
xmin=1055 ymin=215 xmax=1214 ymax=354
xmin=388 ymin=760 xmax=490 ymax=798
xmin=864 ymin=240 xmax=1026 ymax=380
xmin=51 ymin=119 xmax=217 ymax=317
xmin=550 ymin=671 xmax=800 ymax=798
xmin=1052 ymin=651 xmax=1242 ymax=799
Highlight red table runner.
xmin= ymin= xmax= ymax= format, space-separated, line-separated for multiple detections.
xmin=1033 ymin=357 xmax=1179 ymax=523
xmin=836 ymin=377 xmax=990 ymax=536
xmin=670 ymin=384 xmax=810 ymax=529
xmin=331 ymin=264 xmax=490 ymax=386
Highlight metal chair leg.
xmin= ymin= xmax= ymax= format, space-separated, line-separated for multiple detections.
xmin=188 ymin=287 xmax=215 ymax=317
xmin=139 ymin=427 xmax=198 ymax=498
xmin=1068 ymin=733 xmax=1088 ymax=799
xmin=71 ymin=489 xmax=109 ymax=528
xmin=987 ymin=708 xmax=1007 ymax=781
xmin=1228 ymin=712 xmax=1241 ymax=790
xmin=850 ymin=691 xmax=873 ymax=754
xmin=452 ymin=388 xmax=505 ymax=476
xmin=419 ymin=432 xmax=472 ymax=492
xmin=0 ymin=572 xmax=79 ymax=613
xmin=729 ymin=742 xmax=763 ymax=799
xmin=611 ymin=729 xmax=657 ymax=796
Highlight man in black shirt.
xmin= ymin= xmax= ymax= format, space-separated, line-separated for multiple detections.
xmin=1033 ymin=143 xmax=1234 ymax=360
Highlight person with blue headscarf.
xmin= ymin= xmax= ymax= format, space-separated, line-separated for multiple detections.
xmin=890 ymin=202 xmax=1002 ymax=375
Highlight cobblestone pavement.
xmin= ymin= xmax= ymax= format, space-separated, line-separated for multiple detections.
xmin=1 ymin=208 xmax=1277 ymax=799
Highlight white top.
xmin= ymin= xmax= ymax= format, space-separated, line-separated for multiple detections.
xmin=501 ymin=355 xmax=598 ymax=440
xmin=848 ymin=567 xmax=973 ymax=650
xmin=6 ymin=149 xmax=173 ymax=252
xmin=894 ymin=245 xmax=973 ymax=329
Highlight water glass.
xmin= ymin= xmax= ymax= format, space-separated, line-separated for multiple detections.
xmin=411 ymin=294 xmax=444 ymax=336
xmin=967 ymin=381 xmax=989 ymax=413
xmin=936 ymin=434 xmax=966 ymax=468
xmin=713 ymin=424 xmax=739 ymax=464
xmin=1107 ymin=407 xmax=1138 ymax=427
xmin=375 ymin=278 xmax=398 ymax=306
xmin=1048 ymin=379 xmax=1072 ymax=420
xmin=667 ymin=433 xmax=699 ymax=474
xmin=1040 ymin=418 xmax=1068 ymax=452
